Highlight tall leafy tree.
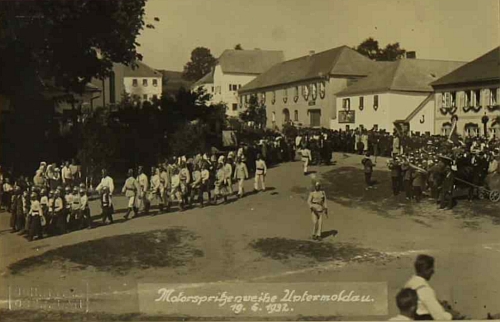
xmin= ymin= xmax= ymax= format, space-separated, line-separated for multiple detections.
xmin=182 ymin=47 xmax=217 ymax=81
xmin=239 ymin=95 xmax=267 ymax=129
xmin=354 ymin=37 xmax=407 ymax=61
xmin=0 ymin=0 xmax=152 ymax=174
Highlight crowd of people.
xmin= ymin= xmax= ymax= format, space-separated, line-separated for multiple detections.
xmin=1 ymin=125 xmax=499 ymax=242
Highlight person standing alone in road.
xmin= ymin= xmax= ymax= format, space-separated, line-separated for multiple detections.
xmin=307 ymin=182 xmax=328 ymax=241
xmin=361 ymin=152 xmax=375 ymax=190
xmin=254 ymin=154 xmax=267 ymax=192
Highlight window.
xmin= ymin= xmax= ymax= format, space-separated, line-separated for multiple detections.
xmin=342 ymin=98 xmax=350 ymax=110
xmin=132 ymin=79 xmax=138 ymax=87
xmin=272 ymin=112 xmax=276 ymax=123
xmin=464 ymin=91 xmax=470 ymax=107
xmin=153 ymin=79 xmax=158 ymax=87
xmin=294 ymin=110 xmax=299 ymax=122
xmin=451 ymin=92 xmax=456 ymax=107
xmin=153 ymin=95 xmax=158 ymax=100
xmin=143 ymin=79 xmax=148 ymax=87
xmin=374 ymin=95 xmax=379 ymax=108
xmin=474 ymin=89 xmax=481 ymax=106
xmin=229 ymin=84 xmax=238 ymax=91
xmin=232 ymin=103 xmax=237 ymax=111
xmin=238 ymin=85 xmax=242 ymax=89
xmin=143 ymin=94 xmax=148 ymax=100
xmin=359 ymin=97 xmax=364 ymax=110
xmin=283 ymin=88 xmax=288 ymax=103
xmin=490 ymin=88 xmax=498 ymax=105
xmin=229 ymin=84 xmax=232 ymax=91
xmin=293 ymin=86 xmax=299 ymax=102
xmin=211 ymin=86 xmax=214 ymax=93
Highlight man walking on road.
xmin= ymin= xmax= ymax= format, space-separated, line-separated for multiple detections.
xmin=254 ymin=154 xmax=267 ymax=192
xmin=404 ymin=255 xmax=452 ymax=320
xmin=307 ymin=182 xmax=328 ymax=241
xmin=301 ymin=145 xmax=312 ymax=175
xmin=234 ymin=157 xmax=249 ymax=198
xmin=122 ymin=169 xmax=140 ymax=220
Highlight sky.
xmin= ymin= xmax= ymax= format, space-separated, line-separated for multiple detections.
xmin=136 ymin=0 xmax=500 ymax=72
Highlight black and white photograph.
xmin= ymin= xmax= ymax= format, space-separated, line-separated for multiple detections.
xmin=0 ymin=0 xmax=499 ymax=320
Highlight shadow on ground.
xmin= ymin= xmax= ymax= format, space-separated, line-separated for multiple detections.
xmin=8 ymin=227 xmax=203 ymax=276
xmin=295 ymin=166 xmax=500 ymax=225
xmin=249 ymin=237 xmax=388 ymax=265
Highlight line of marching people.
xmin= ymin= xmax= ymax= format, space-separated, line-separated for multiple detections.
xmin=8 ymin=183 xmax=90 ymax=242
xmin=93 ymin=152 xmax=268 ymax=223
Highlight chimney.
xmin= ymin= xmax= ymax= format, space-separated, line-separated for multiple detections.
xmin=309 ymin=50 xmax=315 ymax=56
xmin=406 ymin=51 xmax=416 ymax=59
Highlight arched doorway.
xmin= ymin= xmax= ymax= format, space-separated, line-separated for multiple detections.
xmin=282 ymin=108 xmax=290 ymax=124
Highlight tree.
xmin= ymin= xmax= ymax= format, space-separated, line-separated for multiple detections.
xmin=239 ymin=95 xmax=267 ymax=129
xmin=0 ymin=0 xmax=152 ymax=173
xmin=182 ymin=47 xmax=217 ymax=81
xmin=354 ymin=37 xmax=407 ymax=61
xmin=0 ymin=0 xmax=152 ymax=95
xmin=234 ymin=44 xmax=243 ymax=50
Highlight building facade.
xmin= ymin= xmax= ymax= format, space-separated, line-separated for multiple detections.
xmin=91 ymin=61 xmax=162 ymax=108
xmin=432 ymin=47 xmax=500 ymax=138
xmin=334 ymin=59 xmax=465 ymax=134
xmin=193 ymin=49 xmax=284 ymax=117
xmin=238 ymin=46 xmax=381 ymax=129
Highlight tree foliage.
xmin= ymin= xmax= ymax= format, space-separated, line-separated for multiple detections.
xmin=182 ymin=47 xmax=217 ymax=81
xmin=239 ymin=95 xmax=267 ymax=129
xmin=0 ymin=0 xmax=151 ymax=95
xmin=354 ymin=37 xmax=407 ymax=61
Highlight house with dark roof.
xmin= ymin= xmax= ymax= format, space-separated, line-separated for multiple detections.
xmin=193 ymin=49 xmax=284 ymax=116
xmin=431 ymin=47 xmax=500 ymax=138
xmin=90 ymin=61 xmax=162 ymax=107
xmin=238 ymin=46 xmax=381 ymax=129
xmin=334 ymin=58 xmax=465 ymax=134
xmin=192 ymin=70 xmax=215 ymax=100
xmin=157 ymin=70 xmax=193 ymax=98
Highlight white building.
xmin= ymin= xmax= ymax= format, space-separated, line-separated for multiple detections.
xmin=333 ymin=58 xmax=465 ymax=134
xmin=91 ymin=61 xmax=162 ymax=107
xmin=193 ymin=49 xmax=284 ymax=117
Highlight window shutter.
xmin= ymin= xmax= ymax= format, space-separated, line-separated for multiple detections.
xmin=436 ymin=93 xmax=442 ymax=110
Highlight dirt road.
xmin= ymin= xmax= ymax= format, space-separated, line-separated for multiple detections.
xmin=1 ymin=153 xmax=499 ymax=320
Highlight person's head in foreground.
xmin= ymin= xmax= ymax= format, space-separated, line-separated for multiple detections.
xmin=394 ymin=288 xmax=418 ymax=320
xmin=414 ymin=254 xmax=435 ymax=281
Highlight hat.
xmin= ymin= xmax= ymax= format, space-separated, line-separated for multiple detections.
xmin=72 ymin=186 xmax=79 ymax=192
xmin=79 ymin=188 xmax=86 ymax=194
xmin=65 ymin=186 xmax=71 ymax=192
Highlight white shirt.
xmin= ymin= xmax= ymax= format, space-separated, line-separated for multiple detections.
xmin=388 ymin=314 xmax=412 ymax=321
xmin=62 ymin=166 xmax=73 ymax=180
xmin=404 ymin=275 xmax=452 ymax=320
xmin=96 ymin=176 xmax=115 ymax=195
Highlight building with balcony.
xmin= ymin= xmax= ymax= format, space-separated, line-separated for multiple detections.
xmin=192 ymin=49 xmax=284 ymax=117
xmin=334 ymin=58 xmax=465 ymax=134
xmin=431 ymin=47 xmax=500 ymax=138
xmin=238 ymin=46 xmax=381 ymax=129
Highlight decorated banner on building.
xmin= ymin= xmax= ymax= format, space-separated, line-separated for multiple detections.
xmin=338 ymin=110 xmax=355 ymax=123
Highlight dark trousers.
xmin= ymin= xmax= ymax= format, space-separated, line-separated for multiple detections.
xmin=56 ymin=210 xmax=67 ymax=234
xmin=10 ymin=210 xmax=17 ymax=230
xmin=16 ymin=212 xmax=26 ymax=232
xmin=190 ymin=187 xmax=203 ymax=206
xmin=439 ymin=189 xmax=454 ymax=209
xmin=28 ymin=216 xmax=43 ymax=241
xmin=404 ymin=180 xmax=412 ymax=199
xmin=102 ymin=206 xmax=113 ymax=223
xmin=391 ymin=176 xmax=400 ymax=195
xmin=364 ymin=172 xmax=372 ymax=186
xmin=414 ymin=313 xmax=433 ymax=320
xmin=81 ymin=208 xmax=91 ymax=228
xmin=413 ymin=186 xmax=422 ymax=202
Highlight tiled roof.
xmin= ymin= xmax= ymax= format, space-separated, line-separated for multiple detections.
xmin=157 ymin=70 xmax=193 ymax=92
xmin=431 ymin=47 xmax=500 ymax=86
xmin=193 ymin=70 xmax=214 ymax=86
xmin=337 ymin=59 xmax=466 ymax=96
xmin=122 ymin=61 xmax=162 ymax=78
xmin=218 ymin=49 xmax=284 ymax=75
xmin=239 ymin=46 xmax=378 ymax=93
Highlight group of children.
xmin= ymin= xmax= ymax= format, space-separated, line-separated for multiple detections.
xmin=8 ymin=183 xmax=90 ymax=242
